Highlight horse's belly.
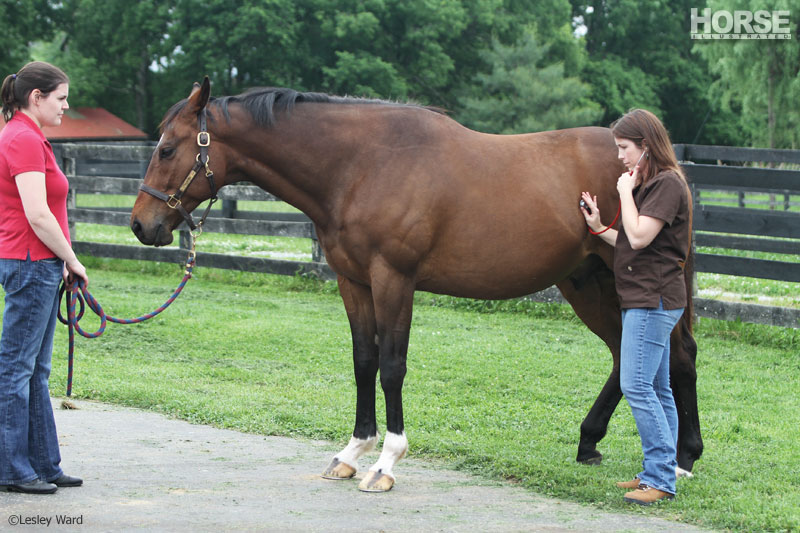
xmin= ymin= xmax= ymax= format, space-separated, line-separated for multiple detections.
xmin=415 ymin=244 xmax=585 ymax=300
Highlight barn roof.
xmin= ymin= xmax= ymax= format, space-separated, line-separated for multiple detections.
xmin=0 ymin=107 xmax=148 ymax=141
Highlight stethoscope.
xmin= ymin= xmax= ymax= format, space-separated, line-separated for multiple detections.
xmin=580 ymin=150 xmax=646 ymax=235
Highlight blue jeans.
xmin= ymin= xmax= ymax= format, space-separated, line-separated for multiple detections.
xmin=0 ymin=256 xmax=64 ymax=485
xmin=620 ymin=300 xmax=684 ymax=495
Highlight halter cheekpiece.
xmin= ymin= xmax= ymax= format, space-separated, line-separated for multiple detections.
xmin=139 ymin=108 xmax=218 ymax=232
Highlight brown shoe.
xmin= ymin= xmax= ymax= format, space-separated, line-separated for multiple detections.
xmin=615 ymin=477 xmax=641 ymax=489
xmin=624 ymin=484 xmax=675 ymax=506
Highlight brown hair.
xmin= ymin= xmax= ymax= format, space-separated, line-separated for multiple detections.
xmin=610 ymin=109 xmax=686 ymax=185
xmin=1 ymin=61 xmax=69 ymax=122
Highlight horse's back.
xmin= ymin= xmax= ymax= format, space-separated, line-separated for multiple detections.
xmin=407 ymin=123 xmax=622 ymax=298
xmin=321 ymin=107 xmax=622 ymax=298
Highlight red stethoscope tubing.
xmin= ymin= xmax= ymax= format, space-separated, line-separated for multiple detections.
xmin=587 ymin=203 xmax=621 ymax=235
xmin=587 ymin=151 xmax=645 ymax=236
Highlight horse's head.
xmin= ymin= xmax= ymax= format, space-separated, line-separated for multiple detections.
xmin=131 ymin=77 xmax=221 ymax=246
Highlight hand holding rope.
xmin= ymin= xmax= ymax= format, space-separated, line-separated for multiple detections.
xmin=58 ymin=244 xmax=197 ymax=396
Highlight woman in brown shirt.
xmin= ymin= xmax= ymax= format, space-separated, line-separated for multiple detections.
xmin=580 ymin=109 xmax=691 ymax=506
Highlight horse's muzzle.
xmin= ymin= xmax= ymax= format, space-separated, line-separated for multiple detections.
xmin=130 ymin=218 xmax=174 ymax=247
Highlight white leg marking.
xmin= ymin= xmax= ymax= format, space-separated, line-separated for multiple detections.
xmin=334 ymin=433 xmax=380 ymax=470
xmin=676 ymin=466 xmax=694 ymax=479
xmin=368 ymin=431 xmax=408 ymax=480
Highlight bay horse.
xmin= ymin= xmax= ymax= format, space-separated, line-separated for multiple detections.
xmin=130 ymin=78 xmax=702 ymax=492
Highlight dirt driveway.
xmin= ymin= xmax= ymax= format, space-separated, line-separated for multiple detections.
xmin=0 ymin=399 xmax=710 ymax=532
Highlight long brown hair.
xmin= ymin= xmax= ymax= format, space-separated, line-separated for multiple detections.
xmin=1 ymin=61 xmax=69 ymax=122
xmin=610 ymin=109 xmax=686 ymax=185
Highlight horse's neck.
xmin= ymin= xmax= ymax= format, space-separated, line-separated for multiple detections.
xmin=229 ymin=111 xmax=357 ymax=228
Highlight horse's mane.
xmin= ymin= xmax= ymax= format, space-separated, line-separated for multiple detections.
xmin=161 ymin=87 xmax=445 ymax=131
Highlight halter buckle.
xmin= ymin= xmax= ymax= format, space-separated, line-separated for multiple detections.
xmin=166 ymin=195 xmax=181 ymax=209
xmin=197 ymin=131 xmax=210 ymax=147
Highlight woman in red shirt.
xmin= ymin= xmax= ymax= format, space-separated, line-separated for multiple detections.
xmin=581 ymin=109 xmax=691 ymax=506
xmin=0 ymin=61 xmax=88 ymax=494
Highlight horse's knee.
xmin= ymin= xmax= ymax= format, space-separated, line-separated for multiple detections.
xmin=354 ymin=353 xmax=378 ymax=375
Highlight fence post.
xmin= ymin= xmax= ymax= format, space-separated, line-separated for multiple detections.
xmin=310 ymin=225 xmax=325 ymax=263
xmin=63 ymin=150 xmax=78 ymax=242
xmin=690 ymin=183 xmax=698 ymax=300
xmin=179 ymin=229 xmax=192 ymax=252
xmin=222 ymin=199 xmax=237 ymax=218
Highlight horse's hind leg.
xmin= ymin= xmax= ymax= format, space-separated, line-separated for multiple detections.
xmin=556 ymin=254 xmax=623 ymax=465
xmin=560 ymin=254 xmax=704 ymax=473
xmin=322 ymin=276 xmax=381 ymax=480
xmin=670 ymin=311 xmax=703 ymax=473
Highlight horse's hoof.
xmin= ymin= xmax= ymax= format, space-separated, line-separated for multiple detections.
xmin=321 ymin=458 xmax=356 ymax=480
xmin=358 ymin=470 xmax=394 ymax=492
xmin=577 ymin=451 xmax=603 ymax=465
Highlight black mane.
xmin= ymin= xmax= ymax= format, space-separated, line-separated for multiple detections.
xmin=161 ymin=87 xmax=444 ymax=131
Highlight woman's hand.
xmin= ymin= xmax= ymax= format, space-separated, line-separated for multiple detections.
xmin=580 ymin=191 xmax=602 ymax=232
xmin=617 ymin=166 xmax=638 ymax=196
xmin=65 ymin=258 xmax=89 ymax=289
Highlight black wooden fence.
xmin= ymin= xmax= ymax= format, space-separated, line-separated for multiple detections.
xmin=673 ymin=144 xmax=800 ymax=328
xmin=52 ymin=141 xmax=799 ymax=328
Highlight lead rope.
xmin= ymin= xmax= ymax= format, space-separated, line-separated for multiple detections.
xmin=58 ymin=236 xmax=198 ymax=396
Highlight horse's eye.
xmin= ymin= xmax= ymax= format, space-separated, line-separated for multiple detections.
xmin=159 ymin=146 xmax=176 ymax=159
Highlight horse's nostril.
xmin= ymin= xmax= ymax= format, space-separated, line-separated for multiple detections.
xmin=131 ymin=219 xmax=142 ymax=236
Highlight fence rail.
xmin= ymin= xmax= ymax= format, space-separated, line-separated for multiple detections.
xmin=54 ymin=141 xmax=799 ymax=328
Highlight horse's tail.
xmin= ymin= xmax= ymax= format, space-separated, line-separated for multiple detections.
xmin=679 ymin=184 xmax=696 ymax=339
xmin=683 ymin=242 xmax=695 ymax=336
xmin=683 ymin=184 xmax=695 ymax=336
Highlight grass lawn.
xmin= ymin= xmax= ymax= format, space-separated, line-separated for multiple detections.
xmin=23 ymin=256 xmax=799 ymax=532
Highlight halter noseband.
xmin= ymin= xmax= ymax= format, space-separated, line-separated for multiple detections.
xmin=139 ymin=108 xmax=219 ymax=232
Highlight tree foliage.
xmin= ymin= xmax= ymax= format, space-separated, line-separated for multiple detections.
xmin=458 ymin=31 xmax=601 ymax=133
xmin=6 ymin=0 xmax=793 ymax=147
xmin=0 ymin=0 xmax=59 ymax=76
xmin=693 ymin=0 xmax=800 ymax=148
xmin=570 ymin=0 xmax=743 ymax=144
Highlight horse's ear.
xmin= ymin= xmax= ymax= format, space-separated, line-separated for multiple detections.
xmin=187 ymin=76 xmax=211 ymax=113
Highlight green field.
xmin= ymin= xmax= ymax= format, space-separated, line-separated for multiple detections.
xmin=24 ymin=255 xmax=798 ymax=532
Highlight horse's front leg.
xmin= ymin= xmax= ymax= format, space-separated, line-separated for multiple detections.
xmin=322 ymin=277 xmax=380 ymax=480
xmin=358 ymin=264 xmax=414 ymax=492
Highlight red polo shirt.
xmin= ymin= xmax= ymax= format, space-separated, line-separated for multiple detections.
xmin=0 ymin=112 xmax=71 ymax=260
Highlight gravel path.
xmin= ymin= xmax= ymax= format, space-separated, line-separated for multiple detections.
xmin=0 ymin=399 xmax=711 ymax=532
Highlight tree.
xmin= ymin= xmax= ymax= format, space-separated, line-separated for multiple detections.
xmin=0 ymin=0 xmax=59 ymax=76
xmin=693 ymin=0 xmax=800 ymax=148
xmin=458 ymin=31 xmax=601 ymax=133
xmin=569 ymin=0 xmax=738 ymax=144
xmin=40 ymin=0 xmax=171 ymax=134
xmin=22 ymin=0 xmax=597 ymax=136
xmin=295 ymin=0 xmax=496 ymax=104
xmin=164 ymin=0 xmax=302 ymax=95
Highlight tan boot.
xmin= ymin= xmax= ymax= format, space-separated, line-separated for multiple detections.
xmin=624 ymin=484 xmax=674 ymax=505
xmin=615 ymin=477 xmax=641 ymax=489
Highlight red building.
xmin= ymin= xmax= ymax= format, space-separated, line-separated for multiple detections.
xmin=0 ymin=107 xmax=148 ymax=141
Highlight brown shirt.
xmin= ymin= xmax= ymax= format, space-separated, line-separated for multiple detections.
xmin=614 ymin=170 xmax=690 ymax=310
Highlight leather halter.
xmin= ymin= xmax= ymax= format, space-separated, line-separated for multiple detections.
xmin=139 ymin=108 xmax=218 ymax=232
